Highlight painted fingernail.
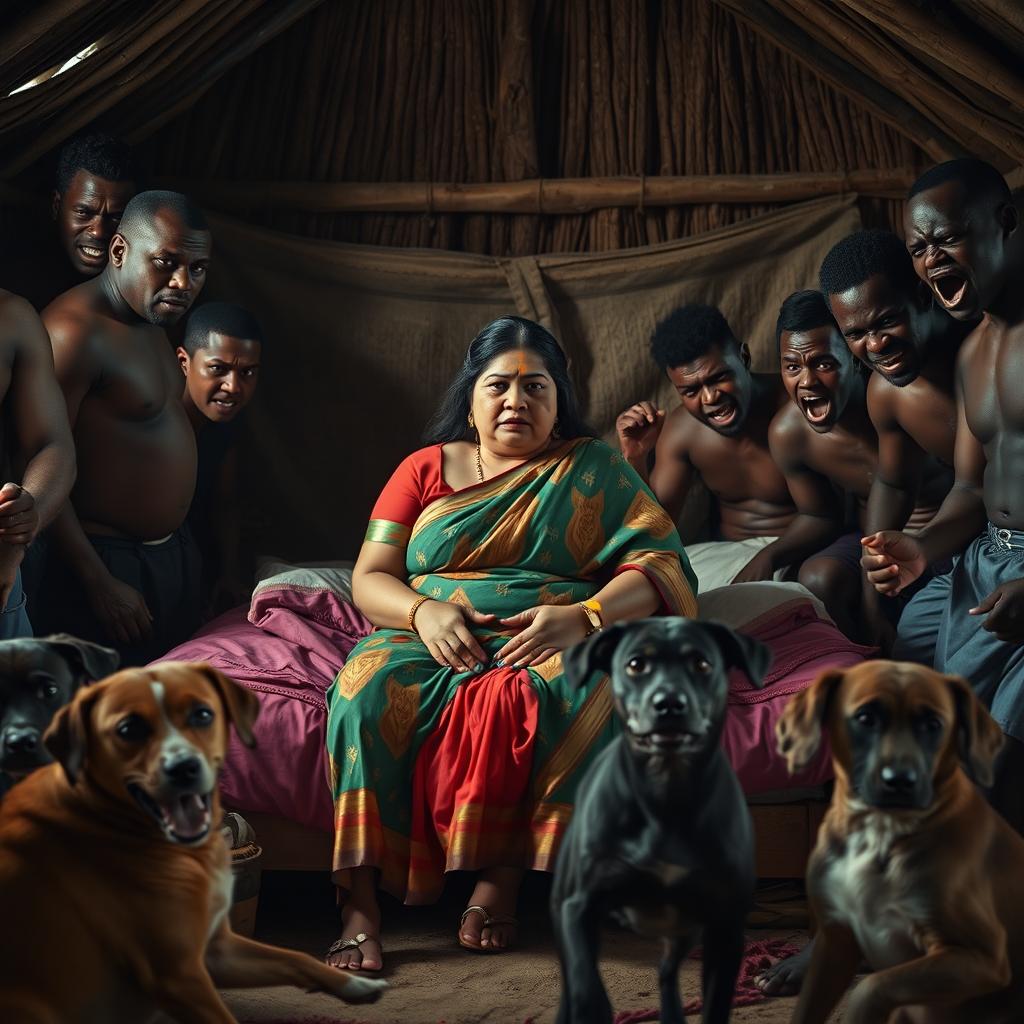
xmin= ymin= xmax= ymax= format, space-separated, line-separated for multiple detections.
xmin=495 ymin=659 xmax=505 ymax=667
xmin=475 ymin=663 xmax=483 ymax=672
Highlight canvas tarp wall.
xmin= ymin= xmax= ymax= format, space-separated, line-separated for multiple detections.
xmin=207 ymin=194 xmax=860 ymax=563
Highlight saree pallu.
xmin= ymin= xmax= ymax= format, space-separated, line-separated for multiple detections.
xmin=326 ymin=437 xmax=698 ymax=902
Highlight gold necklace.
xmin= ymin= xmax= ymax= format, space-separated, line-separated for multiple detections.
xmin=475 ymin=443 xmax=484 ymax=482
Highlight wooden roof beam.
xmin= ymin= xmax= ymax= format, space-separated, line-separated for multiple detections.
xmin=712 ymin=0 xmax=963 ymax=163
xmin=770 ymin=0 xmax=1024 ymax=164
xmin=846 ymin=0 xmax=1024 ymax=113
xmin=155 ymin=170 xmax=919 ymax=215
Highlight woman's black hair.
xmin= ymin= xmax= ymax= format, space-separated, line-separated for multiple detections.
xmin=423 ymin=315 xmax=595 ymax=444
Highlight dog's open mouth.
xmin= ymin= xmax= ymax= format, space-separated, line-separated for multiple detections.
xmin=127 ymin=783 xmax=213 ymax=844
xmin=629 ymin=728 xmax=703 ymax=753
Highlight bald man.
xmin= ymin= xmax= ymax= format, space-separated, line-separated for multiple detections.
xmin=34 ymin=190 xmax=211 ymax=664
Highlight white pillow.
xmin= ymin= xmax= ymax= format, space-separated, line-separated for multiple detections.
xmin=253 ymin=556 xmax=355 ymax=603
xmin=696 ymin=581 xmax=831 ymax=629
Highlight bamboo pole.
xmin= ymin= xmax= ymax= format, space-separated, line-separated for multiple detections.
xmin=844 ymin=0 xmax=1024 ymax=116
xmin=711 ymin=0 xmax=964 ymax=163
xmin=155 ymin=170 xmax=917 ymax=214
xmin=771 ymin=0 xmax=1024 ymax=164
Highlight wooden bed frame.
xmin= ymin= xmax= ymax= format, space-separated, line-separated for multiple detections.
xmin=235 ymin=800 xmax=828 ymax=878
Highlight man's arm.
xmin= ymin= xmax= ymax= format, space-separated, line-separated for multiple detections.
xmin=914 ymin=357 xmax=987 ymax=564
xmin=45 ymin=308 xmax=153 ymax=646
xmin=647 ymin=412 xmax=695 ymax=523
xmin=864 ymin=376 xmax=924 ymax=536
xmin=862 ymin=349 xmax=988 ymax=596
xmin=4 ymin=298 xmax=76 ymax=535
xmin=753 ymin=410 xmax=845 ymax=573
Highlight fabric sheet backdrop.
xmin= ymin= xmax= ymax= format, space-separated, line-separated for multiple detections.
xmin=210 ymin=194 xmax=860 ymax=564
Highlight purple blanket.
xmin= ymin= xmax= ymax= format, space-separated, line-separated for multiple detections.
xmin=162 ymin=591 xmax=869 ymax=831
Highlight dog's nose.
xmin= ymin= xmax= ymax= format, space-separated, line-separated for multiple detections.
xmin=879 ymin=763 xmax=918 ymax=793
xmin=652 ymin=690 xmax=688 ymax=716
xmin=164 ymin=755 xmax=202 ymax=788
xmin=3 ymin=727 xmax=39 ymax=753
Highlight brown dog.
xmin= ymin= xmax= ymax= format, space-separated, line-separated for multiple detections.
xmin=777 ymin=659 xmax=1024 ymax=1024
xmin=0 ymin=661 xmax=386 ymax=1023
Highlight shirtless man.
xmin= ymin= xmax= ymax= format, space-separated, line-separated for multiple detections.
xmin=35 ymin=190 xmax=211 ymax=665
xmin=862 ymin=158 xmax=1024 ymax=837
xmin=821 ymin=229 xmax=971 ymax=647
xmin=0 ymin=294 xmax=76 ymax=636
xmin=766 ymin=290 xmax=878 ymax=636
xmin=616 ymin=304 xmax=795 ymax=591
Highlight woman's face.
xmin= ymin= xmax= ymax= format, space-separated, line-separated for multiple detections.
xmin=471 ymin=348 xmax=559 ymax=456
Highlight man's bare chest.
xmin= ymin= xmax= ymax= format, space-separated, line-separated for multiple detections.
xmin=693 ymin=435 xmax=788 ymax=494
xmin=92 ymin=332 xmax=179 ymax=423
xmin=965 ymin=331 xmax=1024 ymax=443
xmin=807 ymin=432 xmax=876 ymax=499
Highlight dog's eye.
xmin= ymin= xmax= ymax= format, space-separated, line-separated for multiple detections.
xmin=116 ymin=715 xmax=151 ymax=742
xmin=692 ymin=656 xmax=712 ymax=674
xmin=920 ymin=715 xmax=943 ymax=733
xmin=188 ymin=705 xmax=215 ymax=728
xmin=37 ymin=683 xmax=59 ymax=702
xmin=625 ymin=656 xmax=649 ymax=676
xmin=853 ymin=708 xmax=877 ymax=728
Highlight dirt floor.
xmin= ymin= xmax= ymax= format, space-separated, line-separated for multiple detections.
xmin=215 ymin=872 xmax=854 ymax=1024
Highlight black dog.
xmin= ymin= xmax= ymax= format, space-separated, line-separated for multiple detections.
xmin=552 ymin=617 xmax=771 ymax=1024
xmin=0 ymin=634 xmax=119 ymax=791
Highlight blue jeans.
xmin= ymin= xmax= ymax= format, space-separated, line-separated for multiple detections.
xmin=0 ymin=569 xmax=32 ymax=639
xmin=895 ymin=524 xmax=1024 ymax=742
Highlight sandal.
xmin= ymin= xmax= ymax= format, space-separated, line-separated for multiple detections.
xmin=325 ymin=931 xmax=384 ymax=972
xmin=458 ymin=904 xmax=519 ymax=953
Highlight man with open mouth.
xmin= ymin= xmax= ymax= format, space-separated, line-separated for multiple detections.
xmin=30 ymin=190 xmax=212 ymax=667
xmin=862 ymin=158 xmax=1024 ymax=842
xmin=816 ymin=229 xmax=972 ymax=648
xmin=616 ymin=303 xmax=797 ymax=592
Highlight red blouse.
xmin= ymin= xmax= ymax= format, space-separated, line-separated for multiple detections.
xmin=370 ymin=445 xmax=453 ymax=529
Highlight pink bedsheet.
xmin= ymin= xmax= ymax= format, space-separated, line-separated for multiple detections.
xmin=160 ymin=592 xmax=372 ymax=831
xmin=161 ymin=595 xmax=870 ymax=832
xmin=722 ymin=599 xmax=872 ymax=793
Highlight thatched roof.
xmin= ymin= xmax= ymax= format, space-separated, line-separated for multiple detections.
xmin=1 ymin=1 xmax=1022 ymax=255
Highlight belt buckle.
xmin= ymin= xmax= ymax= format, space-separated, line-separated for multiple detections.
xmin=997 ymin=528 xmax=1015 ymax=550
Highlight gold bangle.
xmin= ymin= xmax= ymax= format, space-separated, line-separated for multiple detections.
xmin=408 ymin=595 xmax=430 ymax=632
xmin=578 ymin=601 xmax=602 ymax=636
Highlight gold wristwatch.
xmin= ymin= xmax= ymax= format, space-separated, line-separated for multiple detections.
xmin=578 ymin=598 xmax=603 ymax=636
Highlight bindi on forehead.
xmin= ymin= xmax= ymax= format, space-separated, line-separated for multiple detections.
xmin=484 ymin=351 xmax=547 ymax=379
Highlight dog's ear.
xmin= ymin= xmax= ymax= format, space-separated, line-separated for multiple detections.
xmin=776 ymin=668 xmax=845 ymax=775
xmin=43 ymin=685 xmax=102 ymax=785
xmin=561 ymin=622 xmax=632 ymax=689
xmin=43 ymin=634 xmax=120 ymax=688
xmin=946 ymin=674 xmax=1004 ymax=787
xmin=700 ymin=621 xmax=772 ymax=688
xmin=194 ymin=663 xmax=259 ymax=747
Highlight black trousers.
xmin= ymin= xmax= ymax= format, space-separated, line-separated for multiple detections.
xmin=28 ymin=528 xmax=202 ymax=667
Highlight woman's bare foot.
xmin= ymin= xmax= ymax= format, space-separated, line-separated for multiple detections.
xmin=326 ymin=868 xmax=384 ymax=971
xmin=459 ymin=866 xmax=523 ymax=951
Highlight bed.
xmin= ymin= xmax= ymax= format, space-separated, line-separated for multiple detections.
xmin=161 ymin=569 xmax=871 ymax=877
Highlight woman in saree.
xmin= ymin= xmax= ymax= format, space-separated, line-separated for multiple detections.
xmin=325 ymin=315 xmax=698 ymax=971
